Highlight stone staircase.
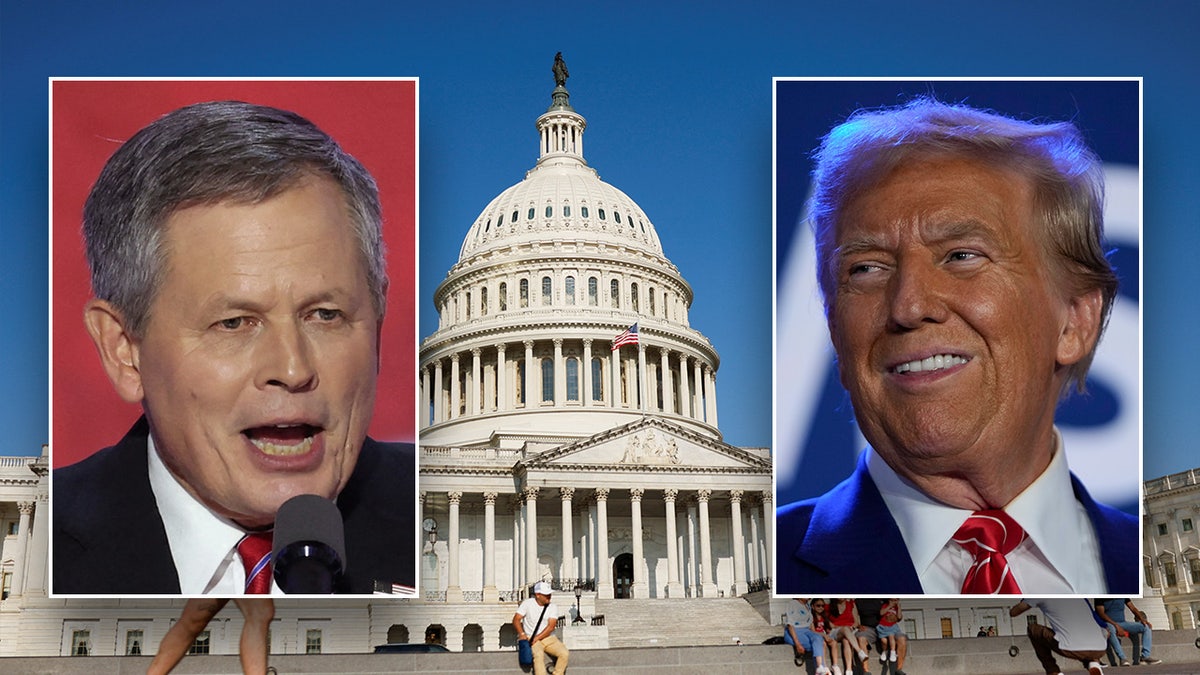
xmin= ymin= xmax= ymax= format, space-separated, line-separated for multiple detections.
xmin=595 ymin=597 xmax=778 ymax=648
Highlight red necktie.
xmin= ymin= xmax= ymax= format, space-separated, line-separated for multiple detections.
xmin=237 ymin=532 xmax=273 ymax=594
xmin=952 ymin=510 xmax=1025 ymax=594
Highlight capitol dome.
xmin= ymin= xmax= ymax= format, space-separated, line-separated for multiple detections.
xmin=419 ymin=62 xmax=723 ymax=448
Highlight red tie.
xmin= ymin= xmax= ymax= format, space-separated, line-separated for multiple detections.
xmin=952 ymin=510 xmax=1025 ymax=594
xmin=237 ymin=532 xmax=273 ymax=594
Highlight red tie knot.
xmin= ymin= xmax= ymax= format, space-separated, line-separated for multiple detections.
xmin=953 ymin=509 xmax=1025 ymax=594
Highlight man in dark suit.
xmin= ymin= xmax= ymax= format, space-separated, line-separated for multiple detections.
xmin=777 ymin=98 xmax=1137 ymax=595
xmin=53 ymin=101 xmax=415 ymax=595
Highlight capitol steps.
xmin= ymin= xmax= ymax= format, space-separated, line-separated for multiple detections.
xmin=595 ymin=597 xmax=778 ymax=648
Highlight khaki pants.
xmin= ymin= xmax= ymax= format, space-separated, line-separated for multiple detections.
xmin=531 ymin=634 xmax=569 ymax=675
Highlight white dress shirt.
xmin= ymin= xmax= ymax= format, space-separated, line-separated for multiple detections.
xmin=867 ymin=429 xmax=1106 ymax=594
xmin=147 ymin=435 xmax=281 ymax=595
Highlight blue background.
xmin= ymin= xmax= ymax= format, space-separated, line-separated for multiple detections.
xmin=2 ymin=2 xmax=1196 ymax=485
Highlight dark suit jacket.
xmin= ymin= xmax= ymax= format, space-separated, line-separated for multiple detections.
xmin=53 ymin=417 xmax=416 ymax=595
xmin=776 ymin=452 xmax=1139 ymax=595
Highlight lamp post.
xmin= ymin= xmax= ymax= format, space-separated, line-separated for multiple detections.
xmin=573 ymin=584 xmax=584 ymax=624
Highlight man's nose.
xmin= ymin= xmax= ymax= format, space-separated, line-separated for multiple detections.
xmin=256 ymin=321 xmax=318 ymax=392
xmin=886 ymin=259 xmax=947 ymax=331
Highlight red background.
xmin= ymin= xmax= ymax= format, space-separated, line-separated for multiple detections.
xmin=51 ymin=79 xmax=418 ymax=467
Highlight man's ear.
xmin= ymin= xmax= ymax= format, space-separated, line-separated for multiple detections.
xmin=83 ymin=299 xmax=145 ymax=403
xmin=1056 ymin=287 xmax=1104 ymax=366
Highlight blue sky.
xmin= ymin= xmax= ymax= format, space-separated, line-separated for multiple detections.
xmin=2 ymin=1 xmax=1197 ymax=480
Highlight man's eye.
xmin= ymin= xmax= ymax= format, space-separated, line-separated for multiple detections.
xmin=947 ymin=250 xmax=979 ymax=262
xmin=312 ymin=308 xmax=342 ymax=321
xmin=217 ymin=317 xmax=245 ymax=330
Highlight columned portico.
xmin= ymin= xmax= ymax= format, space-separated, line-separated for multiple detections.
xmin=697 ymin=489 xmax=716 ymax=597
xmin=559 ymin=487 xmax=575 ymax=579
xmin=446 ymin=491 xmax=463 ymax=602
xmin=483 ymin=491 xmax=497 ymax=601
xmin=630 ymin=487 xmax=647 ymax=598
xmin=729 ymin=490 xmax=747 ymax=596
xmin=595 ymin=487 xmax=612 ymax=598
xmin=664 ymin=488 xmax=683 ymax=597
xmin=524 ymin=487 xmax=539 ymax=585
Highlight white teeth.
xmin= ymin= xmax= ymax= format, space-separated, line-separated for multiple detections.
xmin=893 ymin=354 xmax=968 ymax=374
xmin=250 ymin=435 xmax=314 ymax=456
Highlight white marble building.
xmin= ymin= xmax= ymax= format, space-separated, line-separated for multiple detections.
xmin=1143 ymin=467 xmax=1200 ymax=629
xmin=413 ymin=61 xmax=774 ymax=648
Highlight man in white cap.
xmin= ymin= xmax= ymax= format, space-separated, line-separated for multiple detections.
xmin=513 ymin=581 xmax=569 ymax=675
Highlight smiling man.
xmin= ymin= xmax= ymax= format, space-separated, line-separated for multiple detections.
xmin=53 ymin=101 xmax=415 ymax=595
xmin=776 ymin=98 xmax=1138 ymax=595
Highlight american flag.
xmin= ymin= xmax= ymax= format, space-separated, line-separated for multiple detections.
xmin=611 ymin=323 xmax=639 ymax=350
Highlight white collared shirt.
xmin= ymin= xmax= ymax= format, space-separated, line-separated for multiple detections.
xmin=867 ymin=430 xmax=1106 ymax=594
xmin=147 ymin=435 xmax=281 ymax=595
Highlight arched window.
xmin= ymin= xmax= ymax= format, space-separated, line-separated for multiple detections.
xmin=591 ymin=357 xmax=603 ymax=402
xmin=516 ymin=361 xmax=525 ymax=405
xmin=519 ymin=279 xmax=529 ymax=308
xmin=498 ymin=213 xmax=504 ymax=226
xmin=614 ymin=211 xmax=621 ymax=224
xmin=563 ymin=205 xmax=571 ymax=217
xmin=598 ymin=208 xmax=607 ymax=221
xmin=630 ymin=282 xmax=639 ymax=312
xmin=541 ymin=359 xmax=554 ymax=403
xmin=465 ymin=291 xmax=472 ymax=319
xmin=649 ymin=286 xmax=656 ymax=316
xmin=588 ymin=277 xmax=598 ymax=306
xmin=565 ymin=276 xmax=575 ymax=305
xmin=499 ymin=282 xmax=508 ymax=311
xmin=610 ymin=279 xmax=620 ymax=308
xmin=541 ymin=276 xmax=552 ymax=305
xmin=528 ymin=207 xmax=535 ymax=220
xmin=512 ymin=210 xmax=519 ymax=223
xmin=545 ymin=205 xmax=553 ymax=218
xmin=581 ymin=206 xmax=589 ymax=218
xmin=481 ymin=287 xmax=488 ymax=315
xmin=566 ymin=357 xmax=579 ymax=401
xmin=484 ymin=218 xmax=491 ymax=232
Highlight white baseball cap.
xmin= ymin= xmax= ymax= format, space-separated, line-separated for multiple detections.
xmin=533 ymin=581 xmax=553 ymax=596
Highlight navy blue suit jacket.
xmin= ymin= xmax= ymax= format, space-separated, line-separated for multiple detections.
xmin=53 ymin=417 xmax=416 ymax=595
xmin=776 ymin=452 xmax=1139 ymax=594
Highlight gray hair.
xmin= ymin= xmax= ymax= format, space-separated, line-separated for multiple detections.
xmin=83 ymin=100 xmax=386 ymax=336
xmin=809 ymin=97 xmax=1118 ymax=393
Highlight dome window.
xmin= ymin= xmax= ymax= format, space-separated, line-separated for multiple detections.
xmin=631 ymin=282 xmax=639 ymax=312
xmin=565 ymin=276 xmax=576 ymax=305
xmin=512 ymin=210 xmax=519 ymax=223
xmin=498 ymin=214 xmax=504 ymax=226
xmin=588 ymin=277 xmax=598 ymax=306
xmin=566 ymin=357 xmax=580 ymax=401
xmin=640 ymin=219 xmax=646 ymax=233
xmin=581 ymin=206 xmax=589 ymax=218
xmin=591 ymin=357 xmax=604 ymax=402
xmin=541 ymin=359 xmax=555 ymax=403
xmin=520 ymin=279 xmax=529 ymax=308
xmin=598 ymin=208 xmax=606 ymax=221
xmin=499 ymin=282 xmax=508 ymax=311
xmin=614 ymin=211 xmax=621 ymax=224
xmin=610 ymin=279 xmax=620 ymax=308
xmin=545 ymin=205 xmax=553 ymax=218
xmin=541 ymin=276 xmax=552 ymax=305
xmin=528 ymin=207 xmax=536 ymax=220
xmin=485 ymin=218 xmax=491 ymax=232
xmin=563 ymin=205 xmax=571 ymax=217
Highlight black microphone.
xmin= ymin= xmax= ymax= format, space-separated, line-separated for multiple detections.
xmin=272 ymin=494 xmax=346 ymax=594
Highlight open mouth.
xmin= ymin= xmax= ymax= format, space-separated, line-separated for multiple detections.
xmin=890 ymin=354 xmax=969 ymax=374
xmin=243 ymin=424 xmax=322 ymax=456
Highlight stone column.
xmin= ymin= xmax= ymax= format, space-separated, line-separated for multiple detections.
xmin=582 ymin=338 xmax=593 ymax=407
xmin=704 ymin=365 xmax=719 ymax=427
xmin=483 ymin=492 xmax=498 ymax=602
xmin=25 ymin=467 xmax=48 ymax=596
xmin=659 ymin=348 xmax=673 ymax=414
xmin=630 ymin=488 xmax=647 ymax=598
xmin=610 ymin=343 xmax=620 ymax=407
xmin=495 ymin=343 xmax=508 ymax=412
xmin=553 ymin=338 xmax=565 ymax=405
xmin=446 ymin=491 xmax=463 ymax=602
xmin=697 ymin=489 xmax=717 ymax=597
xmin=693 ymin=360 xmax=704 ymax=423
xmin=685 ymin=497 xmax=699 ymax=597
xmin=587 ymin=497 xmax=598 ymax=583
xmin=524 ymin=487 xmax=540 ymax=585
xmin=560 ymin=487 xmax=575 ymax=580
xmin=595 ymin=487 xmax=613 ymax=598
xmin=433 ymin=358 xmax=444 ymax=423
xmin=678 ymin=354 xmax=691 ymax=418
xmin=512 ymin=496 xmax=525 ymax=590
xmin=420 ymin=366 xmax=431 ymax=428
xmin=761 ymin=490 xmax=774 ymax=584
xmin=637 ymin=343 xmax=648 ymax=411
xmin=663 ymin=489 xmax=683 ymax=598
xmin=449 ymin=353 xmax=461 ymax=420
xmin=747 ymin=496 xmax=762 ymax=584
xmin=524 ymin=340 xmax=536 ymax=407
xmin=9 ymin=501 xmax=33 ymax=597
xmin=729 ymin=490 xmax=747 ymax=596
xmin=470 ymin=347 xmax=482 ymax=415
xmin=577 ymin=504 xmax=589 ymax=583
